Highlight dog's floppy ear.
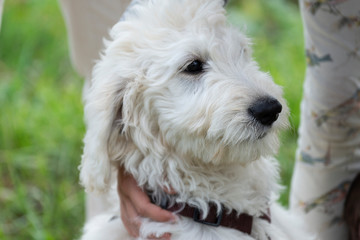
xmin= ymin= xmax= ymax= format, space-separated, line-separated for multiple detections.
xmin=79 ymin=57 xmax=131 ymax=193
xmin=79 ymin=16 xmax=149 ymax=192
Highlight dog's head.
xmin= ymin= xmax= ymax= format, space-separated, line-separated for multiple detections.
xmin=80 ymin=0 xmax=289 ymax=192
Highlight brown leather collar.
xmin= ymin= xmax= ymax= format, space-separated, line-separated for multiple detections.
xmin=166 ymin=202 xmax=271 ymax=235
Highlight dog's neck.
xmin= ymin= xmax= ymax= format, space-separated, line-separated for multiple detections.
xmin=125 ymin=151 xmax=281 ymax=217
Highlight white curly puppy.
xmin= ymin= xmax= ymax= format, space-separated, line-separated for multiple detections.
xmin=80 ymin=0 xmax=314 ymax=239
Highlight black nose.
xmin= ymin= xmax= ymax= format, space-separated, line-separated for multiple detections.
xmin=248 ymin=97 xmax=282 ymax=126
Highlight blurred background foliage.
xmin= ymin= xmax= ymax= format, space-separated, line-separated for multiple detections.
xmin=0 ymin=0 xmax=304 ymax=239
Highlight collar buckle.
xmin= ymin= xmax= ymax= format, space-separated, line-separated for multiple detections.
xmin=193 ymin=208 xmax=223 ymax=227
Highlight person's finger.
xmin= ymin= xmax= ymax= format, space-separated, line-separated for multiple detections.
xmin=118 ymin=168 xmax=177 ymax=223
xmin=163 ymin=186 xmax=177 ymax=195
xmin=117 ymin=167 xmax=137 ymax=196
xmin=133 ymin=196 xmax=177 ymax=222
xmin=147 ymin=232 xmax=172 ymax=240
xmin=120 ymin=196 xmax=141 ymax=238
xmin=121 ymin=195 xmax=175 ymax=239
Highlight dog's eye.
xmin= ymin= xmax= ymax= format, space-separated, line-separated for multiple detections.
xmin=184 ymin=60 xmax=204 ymax=74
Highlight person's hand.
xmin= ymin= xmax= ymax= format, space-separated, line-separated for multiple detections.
xmin=117 ymin=166 xmax=177 ymax=239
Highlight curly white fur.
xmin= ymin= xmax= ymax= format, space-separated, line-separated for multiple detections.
xmin=80 ymin=0 xmax=314 ymax=239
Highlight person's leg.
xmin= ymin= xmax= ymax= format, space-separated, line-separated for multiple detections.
xmin=290 ymin=0 xmax=360 ymax=239
xmin=58 ymin=0 xmax=132 ymax=80
xmin=0 ymin=0 xmax=4 ymax=30
xmin=58 ymin=0 xmax=132 ymax=220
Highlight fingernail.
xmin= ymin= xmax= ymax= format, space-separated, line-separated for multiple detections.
xmin=169 ymin=214 xmax=178 ymax=223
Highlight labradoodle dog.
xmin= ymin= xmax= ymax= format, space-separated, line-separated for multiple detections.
xmin=80 ymin=0 xmax=314 ymax=239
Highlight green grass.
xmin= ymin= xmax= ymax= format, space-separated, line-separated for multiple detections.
xmin=0 ymin=0 xmax=304 ymax=239
xmin=0 ymin=1 xmax=85 ymax=239
xmin=228 ymin=0 xmax=305 ymax=204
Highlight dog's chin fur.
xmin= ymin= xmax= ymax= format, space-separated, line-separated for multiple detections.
xmin=80 ymin=0 xmax=314 ymax=239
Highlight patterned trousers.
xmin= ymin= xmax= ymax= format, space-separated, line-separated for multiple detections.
xmin=290 ymin=0 xmax=360 ymax=239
